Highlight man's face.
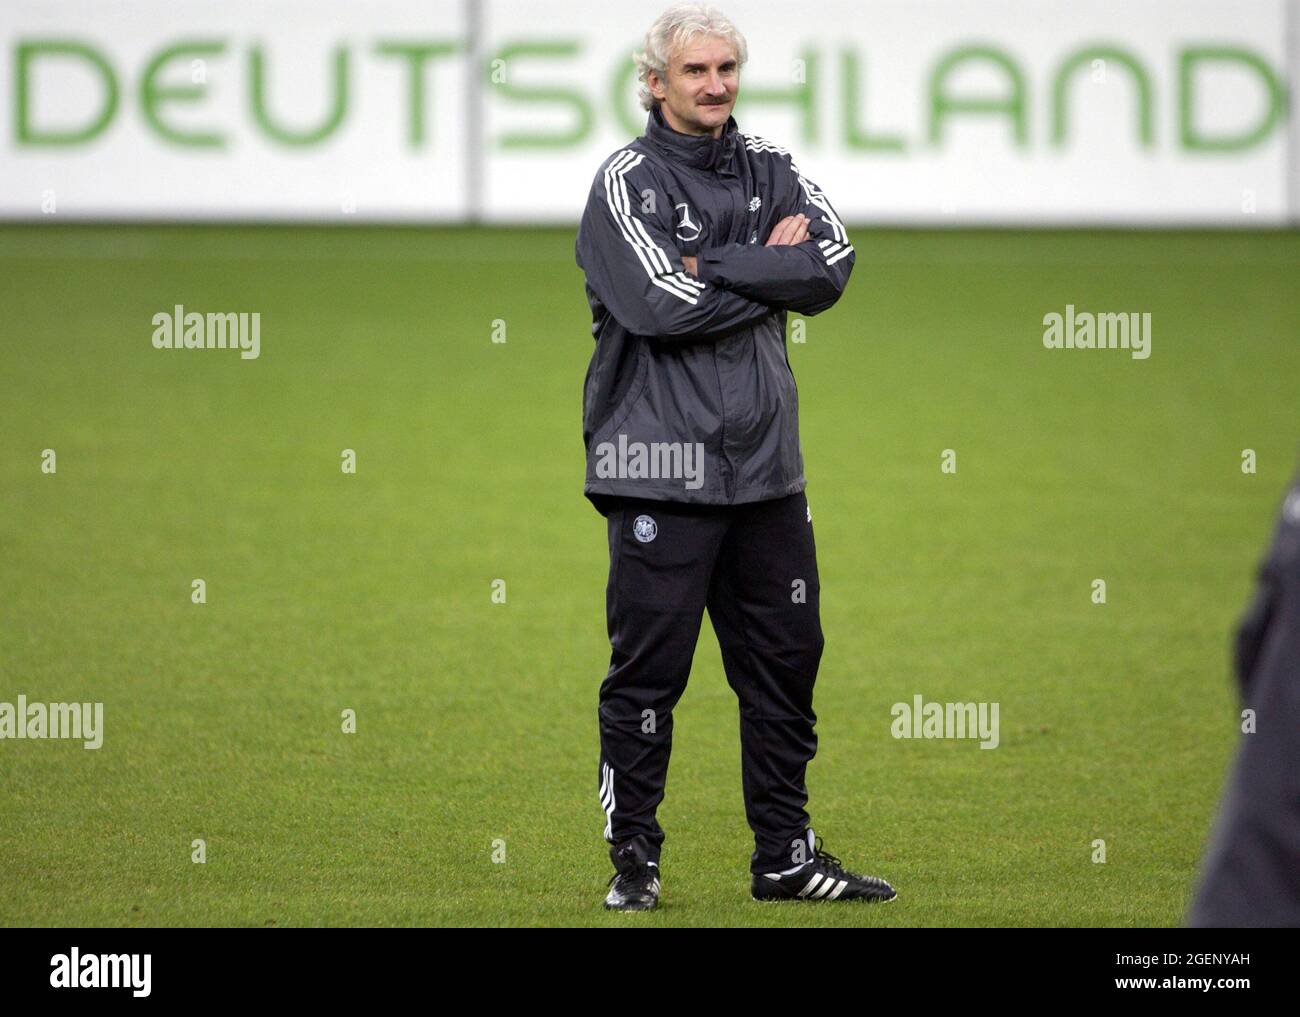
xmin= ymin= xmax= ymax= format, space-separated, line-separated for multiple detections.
xmin=648 ymin=34 xmax=739 ymax=138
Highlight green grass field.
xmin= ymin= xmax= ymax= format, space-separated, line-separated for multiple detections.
xmin=1 ymin=225 xmax=1297 ymax=926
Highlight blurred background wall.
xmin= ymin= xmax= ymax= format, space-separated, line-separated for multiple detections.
xmin=1 ymin=0 xmax=1295 ymax=225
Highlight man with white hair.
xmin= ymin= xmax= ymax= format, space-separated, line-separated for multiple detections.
xmin=576 ymin=3 xmax=897 ymax=911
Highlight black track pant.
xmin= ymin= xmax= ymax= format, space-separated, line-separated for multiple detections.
xmin=596 ymin=490 xmax=823 ymax=874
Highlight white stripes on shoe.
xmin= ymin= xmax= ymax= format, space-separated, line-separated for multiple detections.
xmin=602 ymin=150 xmax=701 ymax=305
xmin=599 ymin=762 xmax=616 ymax=840
xmin=797 ymin=872 xmax=848 ymax=899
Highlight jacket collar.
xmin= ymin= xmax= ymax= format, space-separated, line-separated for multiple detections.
xmin=644 ymin=102 xmax=740 ymax=175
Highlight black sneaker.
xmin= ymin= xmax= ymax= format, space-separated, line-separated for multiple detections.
xmin=603 ymin=836 xmax=661 ymax=911
xmin=752 ymin=830 xmax=897 ymax=903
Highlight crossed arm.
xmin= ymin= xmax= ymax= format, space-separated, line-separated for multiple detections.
xmin=681 ymin=213 xmax=812 ymax=277
xmin=683 ymin=172 xmax=857 ymax=320
xmin=576 ymin=152 xmax=854 ymax=340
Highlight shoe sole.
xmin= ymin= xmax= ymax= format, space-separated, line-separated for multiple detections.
xmin=751 ymin=892 xmax=898 ymax=904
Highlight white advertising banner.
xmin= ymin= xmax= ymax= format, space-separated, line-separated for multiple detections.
xmin=0 ymin=0 xmax=470 ymax=220
xmin=0 ymin=0 xmax=1294 ymax=224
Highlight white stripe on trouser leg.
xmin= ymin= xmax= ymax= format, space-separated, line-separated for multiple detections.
xmin=600 ymin=762 xmax=616 ymax=840
xmin=798 ymin=873 xmax=823 ymax=897
xmin=607 ymin=766 xmax=616 ymax=837
xmin=603 ymin=769 xmax=613 ymax=842
xmin=826 ymin=879 xmax=848 ymax=900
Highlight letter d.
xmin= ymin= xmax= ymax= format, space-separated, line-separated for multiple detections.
xmin=17 ymin=42 xmax=119 ymax=145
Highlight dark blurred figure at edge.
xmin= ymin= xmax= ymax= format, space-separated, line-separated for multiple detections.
xmin=1187 ymin=471 xmax=1300 ymax=927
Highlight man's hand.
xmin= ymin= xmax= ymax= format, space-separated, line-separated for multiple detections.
xmin=765 ymin=214 xmax=810 ymax=247
xmin=681 ymin=214 xmax=809 ymax=276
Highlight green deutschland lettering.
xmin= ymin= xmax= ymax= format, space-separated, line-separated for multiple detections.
xmin=492 ymin=41 xmax=593 ymax=148
xmin=14 ymin=38 xmax=462 ymax=148
xmin=929 ymin=46 xmax=1029 ymax=145
xmin=16 ymin=41 xmax=118 ymax=145
xmin=10 ymin=38 xmax=1288 ymax=153
xmin=249 ymin=45 xmax=349 ymax=144
xmin=1052 ymin=46 xmax=1153 ymax=148
xmin=141 ymin=40 xmax=227 ymax=147
xmin=1179 ymin=47 xmax=1288 ymax=151
xmin=377 ymin=41 xmax=459 ymax=148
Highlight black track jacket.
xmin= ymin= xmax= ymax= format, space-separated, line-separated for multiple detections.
xmin=1187 ymin=472 xmax=1300 ymax=926
xmin=575 ymin=102 xmax=855 ymax=514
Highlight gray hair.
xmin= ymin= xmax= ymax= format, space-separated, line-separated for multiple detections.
xmin=634 ymin=4 xmax=748 ymax=111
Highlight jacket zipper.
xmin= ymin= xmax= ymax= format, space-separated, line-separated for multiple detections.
xmin=711 ymin=344 xmax=735 ymax=501
xmin=705 ymin=153 xmax=749 ymax=502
